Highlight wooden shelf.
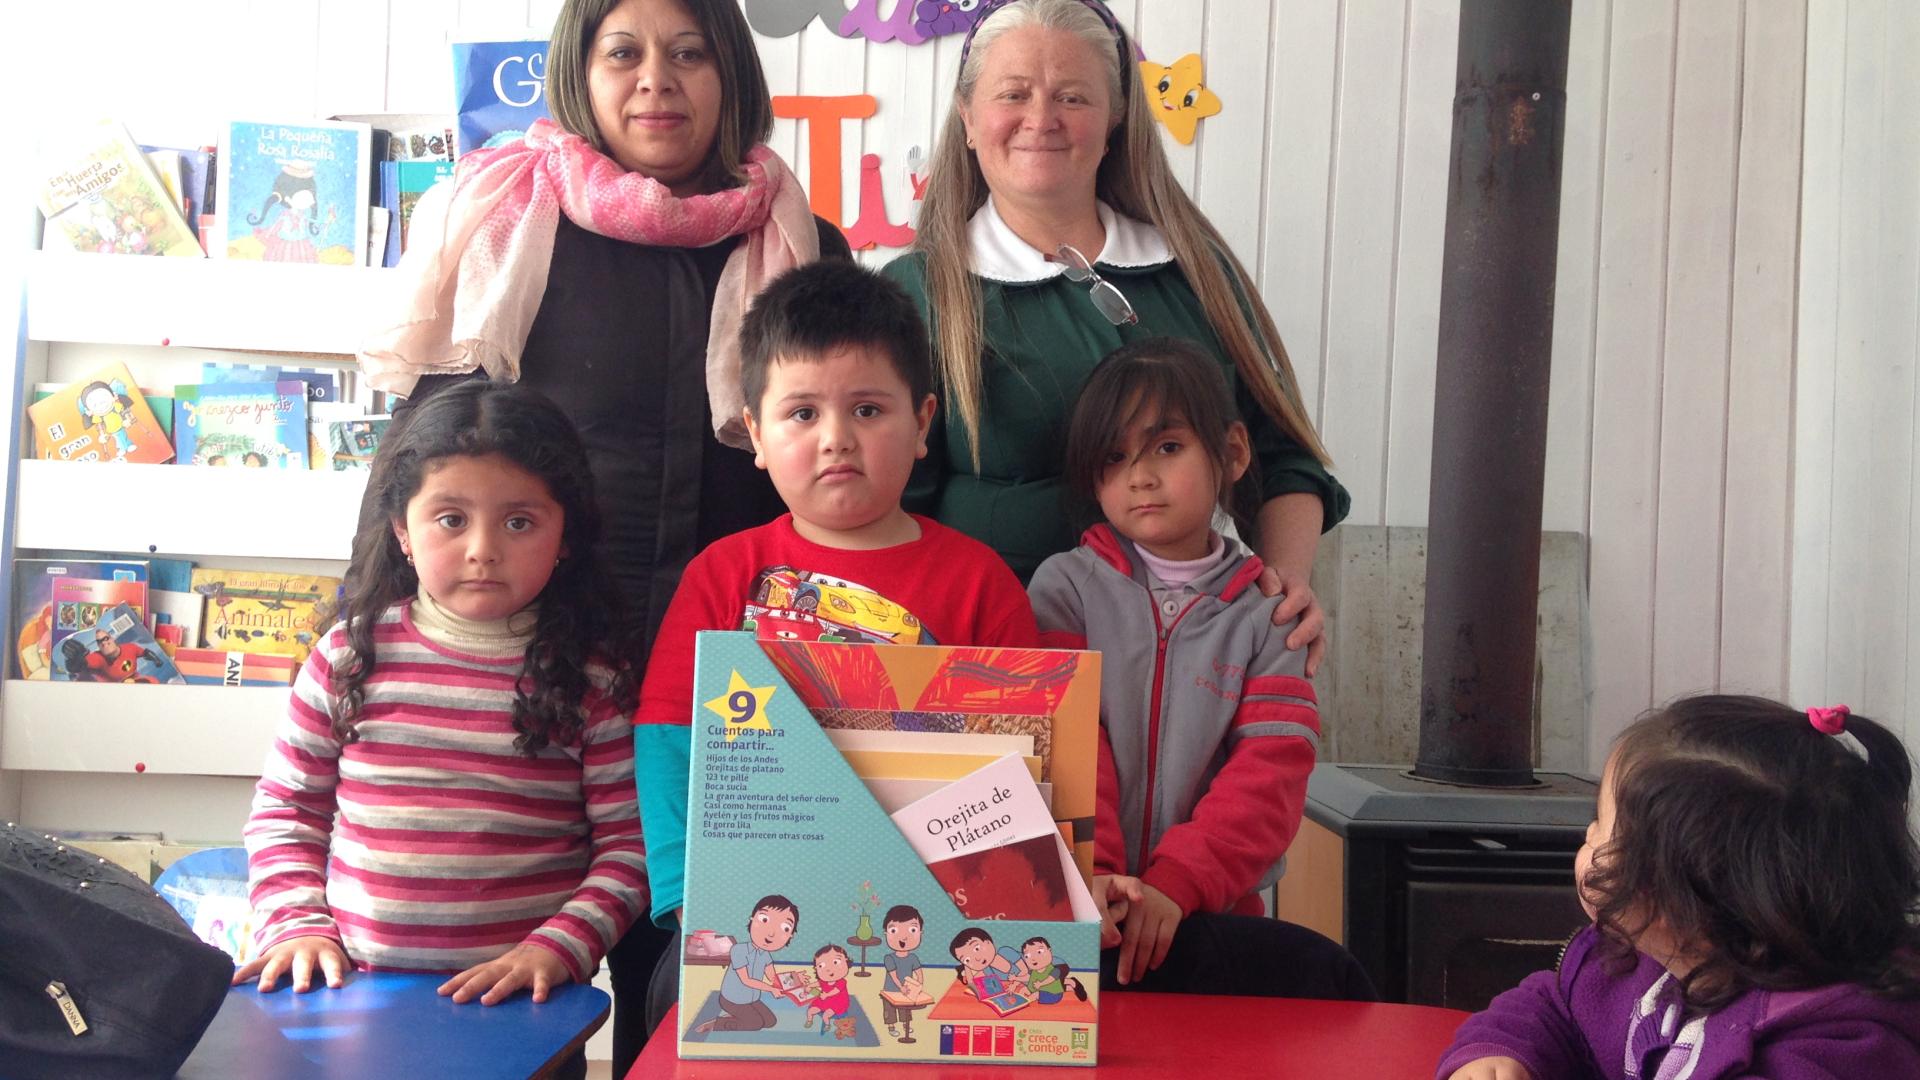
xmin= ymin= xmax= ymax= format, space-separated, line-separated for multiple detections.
xmin=1 ymin=680 xmax=282 ymax=776
xmin=13 ymin=459 xmax=366 ymax=560
xmin=25 ymin=251 xmax=396 ymax=355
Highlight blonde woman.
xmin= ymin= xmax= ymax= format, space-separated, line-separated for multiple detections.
xmin=883 ymin=0 xmax=1347 ymax=672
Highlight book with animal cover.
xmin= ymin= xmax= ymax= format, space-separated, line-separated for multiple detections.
xmin=172 ymin=648 xmax=298 ymax=687
xmin=13 ymin=558 xmax=148 ymax=679
xmin=27 ymin=361 xmax=173 ymax=463
xmin=38 ymin=119 xmax=203 ymax=257
xmin=53 ymin=602 xmax=185 ymax=684
xmin=191 ymin=569 xmax=341 ymax=662
xmin=217 ymin=118 xmax=371 ymax=265
xmin=49 ymin=578 xmax=149 ymax=681
xmin=174 ymin=381 xmax=309 ymax=468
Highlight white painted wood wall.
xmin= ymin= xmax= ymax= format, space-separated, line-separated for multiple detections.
xmin=12 ymin=0 xmax=1914 ymax=786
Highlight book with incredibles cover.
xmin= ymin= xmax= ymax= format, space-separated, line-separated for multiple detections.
xmin=53 ymin=602 xmax=185 ymax=684
xmin=669 ymin=633 xmax=1100 ymax=1066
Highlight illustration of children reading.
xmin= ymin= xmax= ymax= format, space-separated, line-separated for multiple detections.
xmin=950 ymin=927 xmax=1035 ymax=1016
xmin=800 ymin=945 xmax=852 ymax=1037
xmin=880 ymin=905 xmax=927 ymax=1042
xmin=78 ymin=381 xmax=139 ymax=460
xmin=695 ymin=894 xmax=799 ymax=1034
xmin=1017 ymin=937 xmax=1087 ymax=1004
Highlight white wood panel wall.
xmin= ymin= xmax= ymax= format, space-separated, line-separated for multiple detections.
xmin=22 ymin=2 xmax=1909 ymax=776
xmin=1794 ymin=0 xmax=1920 ymax=755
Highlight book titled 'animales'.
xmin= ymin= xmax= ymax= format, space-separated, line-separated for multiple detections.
xmin=190 ymin=569 xmax=340 ymax=663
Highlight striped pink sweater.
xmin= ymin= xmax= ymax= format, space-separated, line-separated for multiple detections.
xmin=244 ymin=603 xmax=646 ymax=980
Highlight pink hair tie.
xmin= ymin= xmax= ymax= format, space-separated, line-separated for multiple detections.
xmin=1808 ymin=704 xmax=1869 ymax=761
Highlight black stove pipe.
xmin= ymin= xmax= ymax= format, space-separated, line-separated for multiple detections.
xmin=1414 ymin=0 xmax=1573 ymax=786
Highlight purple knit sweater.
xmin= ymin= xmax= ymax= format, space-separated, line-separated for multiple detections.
xmin=1435 ymin=927 xmax=1920 ymax=1080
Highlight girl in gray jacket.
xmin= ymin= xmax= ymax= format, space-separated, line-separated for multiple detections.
xmin=1029 ymin=338 xmax=1371 ymax=1000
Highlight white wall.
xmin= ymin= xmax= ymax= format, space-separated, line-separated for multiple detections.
xmin=16 ymin=2 xmax=1901 ymax=781
xmin=1793 ymin=0 xmax=1919 ymax=753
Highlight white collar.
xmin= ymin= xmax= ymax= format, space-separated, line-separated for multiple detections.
xmin=967 ymin=197 xmax=1173 ymax=283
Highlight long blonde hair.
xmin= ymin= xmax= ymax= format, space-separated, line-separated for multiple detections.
xmin=914 ymin=0 xmax=1330 ymax=473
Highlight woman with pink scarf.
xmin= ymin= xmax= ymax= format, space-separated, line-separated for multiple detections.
xmin=357 ymin=1 xmax=847 ymax=1072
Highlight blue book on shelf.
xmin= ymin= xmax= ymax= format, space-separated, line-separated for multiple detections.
xmin=452 ymin=39 xmax=550 ymax=156
xmin=174 ymin=381 xmax=310 ymax=468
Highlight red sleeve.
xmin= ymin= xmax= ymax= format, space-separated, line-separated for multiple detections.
xmin=1140 ymin=648 xmax=1320 ymax=915
xmin=961 ymin=543 xmax=1040 ymax=648
xmin=634 ymin=544 xmax=740 ymax=731
xmin=1094 ymin=723 xmax=1126 ymax=877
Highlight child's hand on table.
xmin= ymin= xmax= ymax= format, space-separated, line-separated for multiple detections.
xmin=1091 ymin=873 xmax=1144 ymax=948
xmin=1115 ymin=882 xmax=1182 ymax=986
xmin=438 ymin=944 xmax=573 ymax=1005
xmin=233 ymin=935 xmax=350 ymax=993
xmin=1447 ymin=1057 xmax=1532 ymax=1080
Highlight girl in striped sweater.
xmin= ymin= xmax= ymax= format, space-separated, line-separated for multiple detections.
xmin=236 ymin=380 xmax=645 ymax=1009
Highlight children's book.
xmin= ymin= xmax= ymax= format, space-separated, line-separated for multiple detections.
xmin=217 ymin=119 xmax=371 ymax=265
xmin=174 ymin=381 xmax=309 ymax=468
xmin=327 ymin=417 xmax=388 ymax=470
xmin=201 ymin=365 xmax=338 ymax=404
xmin=27 ymin=361 xmax=173 ymax=464
xmin=676 ymin=634 xmax=1101 ymax=1066
xmin=172 ymin=648 xmax=298 ymax=687
xmin=13 ymin=558 xmax=148 ymax=679
xmin=396 ymin=160 xmax=455 ymax=253
xmin=53 ymin=602 xmax=185 ymax=684
xmin=38 ymin=120 xmax=203 ymax=257
xmin=191 ymin=569 xmax=341 ymax=662
xmin=970 ymin=977 xmax=1038 ymax=1018
xmin=451 ymin=38 xmax=550 ymax=155
xmin=377 ymin=160 xmax=402 ymax=266
xmin=49 ymin=580 xmax=150 ymax=681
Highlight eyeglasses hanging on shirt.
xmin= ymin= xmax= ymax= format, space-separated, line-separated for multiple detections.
xmin=1049 ymin=243 xmax=1140 ymax=327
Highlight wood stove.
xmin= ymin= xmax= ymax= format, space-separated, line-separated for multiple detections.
xmin=1277 ymin=764 xmax=1594 ymax=1010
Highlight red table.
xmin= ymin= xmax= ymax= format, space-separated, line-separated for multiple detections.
xmin=629 ymin=993 xmax=1467 ymax=1078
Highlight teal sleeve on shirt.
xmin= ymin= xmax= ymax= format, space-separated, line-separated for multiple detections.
xmin=633 ymin=723 xmax=692 ymax=930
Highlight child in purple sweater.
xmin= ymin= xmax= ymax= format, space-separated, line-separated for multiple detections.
xmin=1438 ymin=695 xmax=1920 ymax=1080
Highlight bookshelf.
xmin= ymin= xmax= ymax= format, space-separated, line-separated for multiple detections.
xmin=2 ymin=252 xmax=384 ymax=836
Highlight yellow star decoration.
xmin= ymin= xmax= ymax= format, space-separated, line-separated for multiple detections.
xmin=703 ymin=670 xmax=777 ymax=742
xmin=1140 ymin=53 xmax=1223 ymax=146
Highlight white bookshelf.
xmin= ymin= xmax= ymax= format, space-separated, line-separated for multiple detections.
xmin=14 ymin=459 xmax=366 ymax=559
xmin=1 ymin=681 xmax=281 ymax=776
xmin=4 ymin=251 xmax=386 ymax=837
xmin=25 ymin=251 xmax=394 ymax=353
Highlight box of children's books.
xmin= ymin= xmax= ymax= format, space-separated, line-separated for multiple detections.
xmin=675 ymin=631 xmax=1102 ymax=1066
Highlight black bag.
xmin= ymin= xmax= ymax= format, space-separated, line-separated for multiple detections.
xmin=0 ymin=822 xmax=234 ymax=1079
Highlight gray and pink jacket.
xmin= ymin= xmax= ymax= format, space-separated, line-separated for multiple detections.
xmin=1028 ymin=525 xmax=1321 ymax=917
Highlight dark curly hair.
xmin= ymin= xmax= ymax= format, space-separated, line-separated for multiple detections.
xmin=333 ymin=380 xmax=635 ymax=753
xmin=1585 ymin=694 xmax=1920 ymax=1007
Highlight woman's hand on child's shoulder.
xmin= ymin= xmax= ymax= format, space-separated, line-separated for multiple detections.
xmin=232 ymin=935 xmax=350 ymax=993
xmin=439 ymin=943 xmax=573 ymax=1005
xmin=1446 ymin=1056 xmax=1532 ymax=1080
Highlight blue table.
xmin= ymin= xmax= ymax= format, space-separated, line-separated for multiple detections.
xmin=177 ymin=973 xmax=609 ymax=1079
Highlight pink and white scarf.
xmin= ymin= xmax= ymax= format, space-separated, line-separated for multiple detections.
xmin=359 ymin=117 xmax=819 ymax=448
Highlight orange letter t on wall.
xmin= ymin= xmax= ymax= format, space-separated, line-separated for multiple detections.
xmin=771 ymin=94 xmax=879 ymax=225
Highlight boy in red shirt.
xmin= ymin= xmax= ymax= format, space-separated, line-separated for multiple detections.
xmin=633 ymin=261 xmax=1039 ymax=933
